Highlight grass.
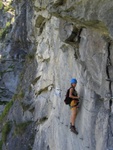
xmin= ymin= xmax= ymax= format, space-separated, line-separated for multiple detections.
xmin=2 ymin=121 xmax=11 ymax=143
xmin=0 ymin=100 xmax=13 ymax=123
xmin=0 ymin=22 xmax=11 ymax=40
xmin=14 ymin=121 xmax=32 ymax=135
xmin=0 ymin=0 xmax=3 ymax=10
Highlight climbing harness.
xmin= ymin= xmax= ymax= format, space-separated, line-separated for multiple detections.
xmin=69 ymin=101 xmax=79 ymax=109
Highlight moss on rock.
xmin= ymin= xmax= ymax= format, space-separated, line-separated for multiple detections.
xmin=0 ymin=22 xmax=11 ymax=40
xmin=14 ymin=121 xmax=32 ymax=135
xmin=2 ymin=121 xmax=11 ymax=143
xmin=0 ymin=140 xmax=3 ymax=150
xmin=0 ymin=100 xmax=13 ymax=123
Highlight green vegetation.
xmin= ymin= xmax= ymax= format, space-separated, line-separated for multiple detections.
xmin=0 ymin=101 xmax=8 ymax=105
xmin=35 ymin=15 xmax=45 ymax=28
xmin=2 ymin=121 xmax=11 ymax=143
xmin=21 ymin=103 xmax=34 ymax=113
xmin=17 ymin=90 xmax=25 ymax=99
xmin=0 ymin=66 xmax=14 ymax=78
xmin=4 ymin=4 xmax=13 ymax=12
xmin=0 ymin=100 xmax=13 ymax=122
xmin=12 ymin=90 xmax=25 ymax=101
xmin=19 ymin=71 xmax=24 ymax=82
xmin=4 ymin=0 xmax=14 ymax=12
xmin=35 ymin=85 xmax=52 ymax=96
xmin=4 ymin=5 xmax=10 ymax=12
xmin=0 ymin=22 xmax=11 ymax=40
xmin=0 ymin=140 xmax=3 ymax=150
xmin=11 ymin=17 xmax=15 ymax=24
xmin=29 ymin=85 xmax=32 ymax=92
xmin=8 ymin=65 xmax=14 ymax=69
xmin=18 ymin=0 xmax=22 ymax=2
xmin=26 ymin=53 xmax=35 ymax=63
xmin=0 ymin=70 xmax=7 ymax=78
xmin=12 ymin=93 xmax=18 ymax=101
xmin=21 ymin=102 xmax=30 ymax=111
xmin=11 ymin=82 xmax=25 ymax=102
xmin=0 ymin=0 xmax=3 ymax=10
xmin=32 ymin=76 xmax=41 ymax=85
xmin=12 ymin=89 xmax=24 ymax=100
xmin=26 ymin=53 xmax=35 ymax=60
xmin=14 ymin=121 xmax=32 ymax=135
xmin=0 ymin=122 xmax=12 ymax=149
xmin=36 ymin=116 xmax=48 ymax=125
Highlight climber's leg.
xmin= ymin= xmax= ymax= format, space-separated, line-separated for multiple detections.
xmin=70 ymin=105 xmax=77 ymax=126
xmin=70 ymin=100 xmax=78 ymax=134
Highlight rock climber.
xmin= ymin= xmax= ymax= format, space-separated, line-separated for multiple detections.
xmin=69 ymin=78 xmax=79 ymax=134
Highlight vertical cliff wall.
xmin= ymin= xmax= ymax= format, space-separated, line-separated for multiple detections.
xmin=0 ymin=0 xmax=113 ymax=150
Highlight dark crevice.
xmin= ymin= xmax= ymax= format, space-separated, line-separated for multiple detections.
xmin=64 ymin=26 xmax=83 ymax=59
xmin=106 ymin=42 xmax=112 ymax=110
xmin=74 ymin=28 xmax=83 ymax=59
xmin=0 ymin=101 xmax=8 ymax=105
xmin=77 ymin=28 xmax=83 ymax=43
xmin=53 ymin=0 xmax=67 ymax=7
xmin=106 ymin=42 xmax=113 ymax=149
xmin=47 ymin=145 xmax=50 ymax=150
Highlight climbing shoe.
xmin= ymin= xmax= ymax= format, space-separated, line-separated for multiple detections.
xmin=70 ymin=125 xmax=78 ymax=135
xmin=70 ymin=123 xmax=72 ymax=129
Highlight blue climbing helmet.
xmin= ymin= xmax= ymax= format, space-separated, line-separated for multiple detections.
xmin=70 ymin=78 xmax=77 ymax=84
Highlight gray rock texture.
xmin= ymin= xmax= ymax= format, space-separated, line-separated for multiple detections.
xmin=0 ymin=0 xmax=113 ymax=150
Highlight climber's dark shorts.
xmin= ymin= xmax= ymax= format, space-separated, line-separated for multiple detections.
xmin=70 ymin=100 xmax=79 ymax=110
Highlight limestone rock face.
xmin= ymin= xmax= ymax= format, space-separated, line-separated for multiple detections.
xmin=0 ymin=0 xmax=113 ymax=150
